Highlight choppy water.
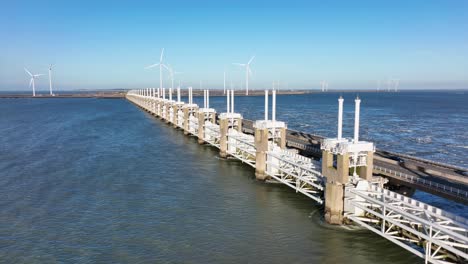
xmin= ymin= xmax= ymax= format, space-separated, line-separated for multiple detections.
xmin=194 ymin=91 xmax=468 ymax=168
xmin=0 ymin=91 xmax=465 ymax=263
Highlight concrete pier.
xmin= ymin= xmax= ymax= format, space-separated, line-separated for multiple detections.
xmin=321 ymin=97 xmax=375 ymax=225
xmin=183 ymin=107 xmax=190 ymax=135
xmin=254 ymin=127 xmax=269 ymax=180
xmin=197 ymin=111 xmax=205 ymax=144
xmin=173 ymin=103 xmax=183 ymax=128
xmin=322 ymin=151 xmax=349 ymax=225
xmin=219 ymin=113 xmax=243 ymax=158
xmin=219 ymin=118 xmax=229 ymax=158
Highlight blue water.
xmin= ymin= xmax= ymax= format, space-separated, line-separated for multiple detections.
xmin=0 ymin=91 xmax=465 ymax=263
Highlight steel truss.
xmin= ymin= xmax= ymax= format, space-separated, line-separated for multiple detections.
xmin=227 ymin=129 xmax=256 ymax=167
xmin=345 ymin=184 xmax=468 ymax=264
xmin=169 ymin=106 xmax=174 ymax=122
xmin=266 ymin=150 xmax=324 ymax=203
xmin=177 ymin=110 xmax=184 ymax=128
xmin=204 ymin=122 xmax=220 ymax=148
xmin=161 ymin=104 xmax=167 ymax=120
xmin=188 ymin=115 xmax=198 ymax=136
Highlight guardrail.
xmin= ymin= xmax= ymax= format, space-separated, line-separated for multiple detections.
xmin=373 ymin=165 xmax=468 ymax=199
xmin=376 ymin=149 xmax=468 ymax=172
xmin=241 ymin=118 xmax=467 ymax=173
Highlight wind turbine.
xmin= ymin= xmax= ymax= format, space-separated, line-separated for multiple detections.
xmin=48 ymin=64 xmax=54 ymax=96
xmin=321 ymin=80 xmax=329 ymax=92
xmin=393 ymin=79 xmax=400 ymax=92
xmin=145 ymin=48 xmax=167 ymax=90
xmin=233 ymin=55 xmax=255 ymax=96
xmin=166 ymin=65 xmax=182 ymax=91
xmin=24 ymin=68 xmax=44 ymax=97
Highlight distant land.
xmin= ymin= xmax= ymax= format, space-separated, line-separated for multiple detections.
xmin=0 ymin=89 xmax=465 ymax=99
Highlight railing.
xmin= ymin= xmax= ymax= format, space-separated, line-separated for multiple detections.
xmin=345 ymin=184 xmax=468 ymax=264
xmin=266 ymin=150 xmax=324 ymax=204
xmin=227 ymin=129 xmax=256 ymax=167
xmin=177 ymin=110 xmax=184 ymax=128
xmin=377 ymin=149 xmax=468 ymax=172
xmin=374 ymin=165 xmax=468 ymax=200
xmin=286 ymin=140 xmax=321 ymax=154
xmin=204 ymin=122 xmax=220 ymax=148
xmin=188 ymin=115 xmax=198 ymax=135
xmin=169 ymin=107 xmax=174 ymax=122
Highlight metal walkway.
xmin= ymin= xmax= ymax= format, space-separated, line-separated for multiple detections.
xmin=345 ymin=183 xmax=468 ymax=263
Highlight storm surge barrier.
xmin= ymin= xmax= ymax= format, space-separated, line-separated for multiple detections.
xmin=127 ymin=88 xmax=467 ymax=264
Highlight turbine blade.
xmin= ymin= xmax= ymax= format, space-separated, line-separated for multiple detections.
xmin=34 ymin=74 xmax=45 ymax=77
xmin=248 ymin=55 xmax=255 ymax=64
xmin=248 ymin=67 xmax=253 ymax=76
xmin=160 ymin=48 xmax=165 ymax=62
xmin=232 ymin=63 xmax=245 ymax=67
xmin=162 ymin=64 xmax=170 ymax=71
xmin=24 ymin=68 xmax=32 ymax=76
xmin=29 ymin=78 xmax=33 ymax=87
xmin=145 ymin=63 xmax=159 ymax=69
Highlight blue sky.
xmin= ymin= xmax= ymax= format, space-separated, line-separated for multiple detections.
xmin=0 ymin=0 xmax=467 ymax=91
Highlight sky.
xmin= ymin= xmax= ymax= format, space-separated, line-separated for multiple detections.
xmin=0 ymin=0 xmax=467 ymax=91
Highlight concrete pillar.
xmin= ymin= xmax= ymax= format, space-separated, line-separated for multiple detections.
xmin=237 ymin=118 xmax=243 ymax=132
xmin=159 ymin=102 xmax=163 ymax=118
xmin=278 ymin=127 xmax=286 ymax=149
xmin=173 ymin=106 xmax=179 ymax=128
xmin=219 ymin=118 xmax=229 ymax=158
xmin=197 ymin=112 xmax=205 ymax=144
xmin=157 ymin=102 xmax=162 ymax=118
xmin=322 ymin=151 xmax=350 ymax=225
xmin=358 ymin=151 xmax=374 ymax=181
xmin=254 ymin=127 xmax=269 ymax=181
xmin=183 ymin=108 xmax=190 ymax=135
xmin=165 ymin=103 xmax=170 ymax=122
xmin=163 ymin=103 xmax=168 ymax=121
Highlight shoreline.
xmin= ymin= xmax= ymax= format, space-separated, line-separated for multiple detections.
xmin=0 ymin=89 xmax=465 ymax=99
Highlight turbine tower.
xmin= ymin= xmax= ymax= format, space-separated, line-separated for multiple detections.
xmin=166 ymin=65 xmax=182 ymax=91
xmin=145 ymin=48 xmax=166 ymax=90
xmin=233 ymin=55 xmax=255 ymax=96
xmin=48 ymin=64 xmax=54 ymax=96
xmin=393 ymin=79 xmax=400 ymax=92
xmin=24 ymin=68 xmax=44 ymax=97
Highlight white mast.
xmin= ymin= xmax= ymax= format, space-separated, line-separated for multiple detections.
xmin=264 ymin=90 xmax=269 ymax=121
xmin=354 ymin=97 xmax=361 ymax=143
xmin=338 ymin=97 xmax=343 ymax=140
xmin=48 ymin=64 xmax=53 ymax=95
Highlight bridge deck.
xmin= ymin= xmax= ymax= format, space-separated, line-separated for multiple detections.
xmin=241 ymin=120 xmax=468 ymax=204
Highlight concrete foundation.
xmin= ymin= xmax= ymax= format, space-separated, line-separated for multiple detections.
xmin=197 ymin=112 xmax=205 ymax=144
xmin=183 ymin=108 xmax=190 ymax=135
xmin=254 ymin=128 xmax=269 ymax=181
xmin=173 ymin=105 xmax=181 ymax=128
xmin=219 ymin=118 xmax=228 ymax=158
xmin=360 ymin=151 xmax=373 ymax=181
xmin=322 ymin=151 xmax=349 ymax=225
xmin=277 ymin=127 xmax=286 ymax=149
